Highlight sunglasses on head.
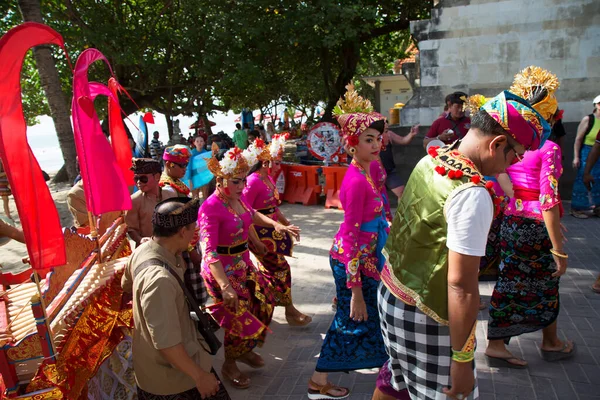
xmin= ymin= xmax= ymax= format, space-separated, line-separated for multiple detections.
xmin=506 ymin=141 xmax=524 ymax=164
xmin=133 ymin=175 xmax=150 ymax=183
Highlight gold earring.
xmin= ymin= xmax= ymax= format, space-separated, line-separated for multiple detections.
xmin=349 ymin=147 xmax=356 ymax=154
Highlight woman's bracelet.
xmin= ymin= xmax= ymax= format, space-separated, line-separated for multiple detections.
xmin=550 ymin=248 xmax=568 ymax=259
xmin=221 ymin=283 xmax=231 ymax=291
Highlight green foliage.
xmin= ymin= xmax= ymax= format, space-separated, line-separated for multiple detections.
xmin=4 ymin=0 xmax=430 ymax=129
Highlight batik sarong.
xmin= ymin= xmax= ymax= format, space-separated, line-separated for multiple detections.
xmin=315 ymin=257 xmax=387 ymax=372
xmin=249 ymin=240 xmax=292 ymax=306
xmin=377 ymin=283 xmax=479 ymax=400
xmin=136 ymin=369 xmax=230 ymax=400
xmin=202 ymin=262 xmax=274 ymax=359
xmin=488 ymin=214 xmax=560 ymax=340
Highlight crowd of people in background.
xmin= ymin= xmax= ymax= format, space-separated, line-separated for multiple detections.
xmin=2 ymin=67 xmax=600 ymax=400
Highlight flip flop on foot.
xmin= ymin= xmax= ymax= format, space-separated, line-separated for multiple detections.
xmin=307 ymin=379 xmax=350 ymax=400
xmin=541 ymin=340 xmax=576 ymax=362
xmin=485 ymin=354 xmax=528 ymax=369
xmin=221 ymin=366 xmax=250 ymax=389
xmin=592 ymin=279 xmax=600 ymax=294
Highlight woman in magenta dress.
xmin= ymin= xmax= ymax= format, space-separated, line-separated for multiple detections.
xmin=199 ymin=145 xmax=300 ymax=389
xmin=242 ymin=134 xmax=311 ymax=326
xmin=307 ymin=85 xmax=389 ymax=400
xmin=486 ymin=67 xmax=574 ymax=367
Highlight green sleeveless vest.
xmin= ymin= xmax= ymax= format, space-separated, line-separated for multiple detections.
xmin=382 ymin=145 xmax=489 ymax=324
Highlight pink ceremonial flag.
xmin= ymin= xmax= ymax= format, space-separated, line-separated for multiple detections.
xmin=108 ymin=78 xmax=135 ymax=186
xmin=71 ymin=49 xmax=131 ymax=215
xmin=87 ymin=81 xmax=134 ymax=186
xmin=0 ymin=22 xmax=66 ymax=270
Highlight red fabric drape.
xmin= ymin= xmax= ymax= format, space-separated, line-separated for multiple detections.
xmin=108 ymin=78 xmax=134 ymax=186
xmin=0 ymin=22 xmax=66 ymax=270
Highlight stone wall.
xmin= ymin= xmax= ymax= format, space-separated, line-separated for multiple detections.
xmin=400 ymin=0 xmax=600 ymax=127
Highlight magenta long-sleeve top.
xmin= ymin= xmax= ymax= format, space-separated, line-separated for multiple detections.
xmin=242 ymin=172 xmax=281 ymax=220
xmin=199 ymin=193 xmax=256 ymax=300
xmin=504 ymin=140 xmax=563 ymax=221
xmin=331 ymin=161 xmax=388 ymax=288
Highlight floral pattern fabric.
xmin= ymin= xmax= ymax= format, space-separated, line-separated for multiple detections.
xmin=330 ymin=161 xmax=387 ymax=288
xmin=243 ymin=172 xmax=291 ymax=306
xmin=198 ymin=193 xmax=274 ymax=358
xmin=504 ymin=140 xmax=562 ymax=221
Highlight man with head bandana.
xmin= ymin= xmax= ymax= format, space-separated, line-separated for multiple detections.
xmin=122 ymin=197 xmax=230 ymax=400
xmin=125 ymin=158 xmax=177 ymax=246
xmin=160 ymin=145 xmax=193 ymax=197
xmin=374 ymin=91 xmax=550 ymax=400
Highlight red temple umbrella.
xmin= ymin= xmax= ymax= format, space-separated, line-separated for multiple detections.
xmin=189 ymin=119 xmax=216 ymax=129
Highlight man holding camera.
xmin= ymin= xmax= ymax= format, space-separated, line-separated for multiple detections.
xmin=122 ymin=197 xmax=229 ymax=400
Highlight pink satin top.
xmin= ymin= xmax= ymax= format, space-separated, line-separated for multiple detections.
xmin=504 ymin=140 xmax=563 ymax=221
xmin=331 ymin=161 xmax=388 ymax=288
xmin=199 ymin=192 xmax=256 ymax=300
xmin=242 ymin=172 xmax=281 ymax=220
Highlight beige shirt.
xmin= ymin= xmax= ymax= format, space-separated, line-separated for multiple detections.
xmin=125 ymin=188 xmax=176 ymax=241
xmin=67 ymin=180 xmax=120 ymax=234
xmin=122 ymin=240 xmax=212 ymax=395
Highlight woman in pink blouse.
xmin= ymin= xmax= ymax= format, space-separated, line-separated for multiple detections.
xmin=486 ymin=67 xmax=574 ymax=367
xmin=242 ymin=135 xmax=311 ymax=326
xmin=307 ymin=85 xmax=390 ymax=400
xmin=199 ymin=145 xmax=300 ymax=389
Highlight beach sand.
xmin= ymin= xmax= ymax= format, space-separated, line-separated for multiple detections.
xmin=1 ymin=179 xmax=73 ymax=274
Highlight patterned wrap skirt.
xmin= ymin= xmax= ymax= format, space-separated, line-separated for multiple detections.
xmin=488 ymin=214 xmax=560 ymax=340
xmin=315 ymin=257 xmax=387 ymax=372
xmin=249 ymin=240 xmax=292 ymax=306
xmin=136 ymin=369 xmax=230 ymax=400
xmin=478 ymin=212 xmax=502 ymax=281
xmin=202 ymin=256 xmax=274 ymax=359
xmin=377 ymin=283 xmax=479 ymax=400
xmin=0 ymin=171 xmax=10 ymax=197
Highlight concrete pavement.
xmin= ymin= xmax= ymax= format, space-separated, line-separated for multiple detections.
xmin=216 ymin=203 xmax=600 ymax=400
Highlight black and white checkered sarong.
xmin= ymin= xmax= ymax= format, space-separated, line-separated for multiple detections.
xmin=182 ymin=249 xmax=208 ymax=306
xmin=377 ymin=283 xmax=479 ymax=400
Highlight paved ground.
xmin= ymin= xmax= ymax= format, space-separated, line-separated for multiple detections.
xmin=213 ymin=203 xmax=600 ymax=400
xmin=2 ymin=197 xmax=599 ymax=399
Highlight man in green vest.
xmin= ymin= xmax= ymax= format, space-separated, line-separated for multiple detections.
xmin=374 ymin=91 xmax=550 ymax=400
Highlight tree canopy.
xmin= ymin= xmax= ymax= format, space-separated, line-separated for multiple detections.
xmin=2 ymin=0 xmax=430 ymax=132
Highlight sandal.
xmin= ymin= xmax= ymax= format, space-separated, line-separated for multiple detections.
xmin=237 ymin=351 xmax=265 ymax=369
xmin=541 ymin=340 xmax=576 ymax=362
xmin=307 ymin=379 xmax=350 ymax=400
xmin=592 ymin=277 xmax=600 ymax=293
xmin=570 ymin=210 xmax=589 ymax=219
xmin=220 ymin=366 xmax=250 ymax=389
xmin=485 ymin=354 xmax=528 ymax=369
xmin=286 ymin=313 xmax=313 ymax=327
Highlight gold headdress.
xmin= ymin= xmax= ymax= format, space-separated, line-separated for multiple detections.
xmin=464 ymin=94 xmax=487 ymax=115
xmin=332 ymin=83 xmax=385 ymax=142
xmin=510 ymin=66 xmax=560 ymax=121
xmin=207 ymin=143 xmax=249 ymax=179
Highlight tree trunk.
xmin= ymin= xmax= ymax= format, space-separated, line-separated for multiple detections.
xmin=18 ymin=0 xmax=77 ymax=183
xmin=322 ymin=41 xmax=361 ymax=123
